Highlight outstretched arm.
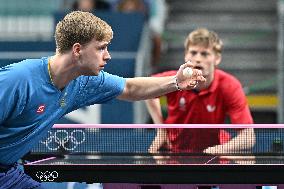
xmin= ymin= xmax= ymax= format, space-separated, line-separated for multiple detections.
xmin=117 ymin=62 xmax=205 ymax=101
xmin=203 ymin=128 xmax=255 ymax=154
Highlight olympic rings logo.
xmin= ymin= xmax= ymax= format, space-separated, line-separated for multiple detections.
xmin=40 ymin=129 xmax=86 ymax=151
xmin=36 ymin=171 xmax=59 ymax=182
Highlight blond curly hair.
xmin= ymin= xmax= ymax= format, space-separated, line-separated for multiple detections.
xmin=55 ymin=11 xmax=113 ymax=54
xmin=184 ymin=28 xmax=223 ymax=55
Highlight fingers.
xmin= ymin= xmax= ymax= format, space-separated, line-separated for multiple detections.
xmin=180 ymin=63 xmax=205 ymax=82
xmin=197 ymin=75 xmax=206 ymax=82
xmin=189 ymin=80 xmax=198 ymax=88
xmin=183 ymin=60 xmax=194 ymax=68
xmin=203 ymin=147 xmax=214 ymax=154
xmin=148 ymin=146 xmax=158 ymax=153
xmin=188 ymin=70 xmax=205 ymax=89
xmin=191 ymin=69 xmax=205 ymax=81
xmin=191 ymin=68 xmax=201 ymax=77
xmin=175 ymin=62 xmax=206 ymax=90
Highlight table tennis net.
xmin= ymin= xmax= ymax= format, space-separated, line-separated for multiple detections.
xmin=29 ymin=125 xmax=284 ymax=156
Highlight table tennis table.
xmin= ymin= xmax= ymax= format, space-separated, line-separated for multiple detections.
xmin=24 ymin=154 xmax=284 ymax=184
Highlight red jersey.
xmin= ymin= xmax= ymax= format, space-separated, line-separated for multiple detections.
xmin=153 ymin=69 xmax=253 ymax=152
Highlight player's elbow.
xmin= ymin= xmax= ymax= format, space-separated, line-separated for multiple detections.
xmin=117 ymin=86 xmax=143 ymax=101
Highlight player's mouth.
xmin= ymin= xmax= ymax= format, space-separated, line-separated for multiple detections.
xmin=194 ymin=66 xmax=203 ymax=70
xmin=99 ymin=64 xmax=107 ymax=70
xmin=194 ymin=66 xmax=203 ymax=74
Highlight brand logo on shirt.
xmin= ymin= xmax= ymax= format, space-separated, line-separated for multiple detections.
xmin=60 ymin=92 xmax=67 ymax=107
xmin=206 ymin=105 xmax=216 ymax=112
xmin=179 ymin=97 xmax=186 ymax=111
xmin=37 ymin=104 xmax=45 ymax=114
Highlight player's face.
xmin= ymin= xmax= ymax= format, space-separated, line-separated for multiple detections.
xmin=184 ymin=45 xmax=221 ymax=87
xmin=78 ymin=38 xmax=111 ymax=75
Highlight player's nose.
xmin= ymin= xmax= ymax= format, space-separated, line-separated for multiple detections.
xmin=104 ymin=51 xmax=111 ymax=61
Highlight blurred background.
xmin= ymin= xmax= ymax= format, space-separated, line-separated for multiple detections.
xmin=1 ymin=0 xmax=284 ymax=188
xmin=0 ymin=0 xmax=282 ymax=124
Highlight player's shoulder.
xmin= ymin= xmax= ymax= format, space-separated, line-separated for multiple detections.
xmin=216 ymin=69 xmax=242 ymax=90
xmin=216 ymin=69 xmax=242 ymax=85
xmin=80 ymin=70 xmax=125 ymax=87
xmin=0 ymin=58 xmax=44 ymax=83
xmin=152 ymin=70 xmax=177 ymax=77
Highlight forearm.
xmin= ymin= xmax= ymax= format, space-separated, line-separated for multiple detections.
xmin=221 ymin=128 xmax=255 ymax=151
xmin=204 ymin=128 xmax=255 ymax=154
xmin=145 ymin=98 xmax=164 ymax=124
xmin=149 ymin=128 xmax=169 ymax=153
xmin=118 ymin=76 xmax=177 ymax=101
xmin=117 ymin=62 xmax=205 ymax=101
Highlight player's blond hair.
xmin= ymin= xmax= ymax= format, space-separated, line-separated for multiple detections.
xmin=55 ymin=11 xmax=113 ymax=54
xmin=184 ymin=28 xmax=223 ymax=55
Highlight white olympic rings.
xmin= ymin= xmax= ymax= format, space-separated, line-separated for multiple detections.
xmin=40 ymin=129 xmax=86 ymax=151
xmin=36 ymin=171 xmax=59 ymax=182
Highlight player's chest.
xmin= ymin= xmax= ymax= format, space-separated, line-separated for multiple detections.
xmin=16 ymin=87 xmax=76 ymax=123
xmin=169 ymin=92 xmax=224 ymax=114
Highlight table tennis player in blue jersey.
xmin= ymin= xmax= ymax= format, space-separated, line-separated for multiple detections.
xmin=0 ymin=11 xmax=205 ymax=189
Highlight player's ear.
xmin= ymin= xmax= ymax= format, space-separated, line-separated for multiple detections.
xmin=184 ymin=49 xmax=190 ymax=62
xmin=73 ymin=43 xmax=81 ymax=58
xmin=214 ymin=53 xmax=222 ymax=66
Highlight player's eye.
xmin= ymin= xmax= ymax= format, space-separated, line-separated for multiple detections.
xmin=201 ymin=52 xmax=209 ymax=57
xmin=98 ymin=46 xmax=107 ymax=52
xmin=190 ymin=51 xmax=197 ymax=56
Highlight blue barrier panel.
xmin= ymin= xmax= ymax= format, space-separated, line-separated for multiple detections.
xmin=0 ymin=41 xmax=55 ymax=51
xmin=104 ymin=58 xmax=135 ymax=77
xmin=0 ymin=59 xmax=21 ymax=68
xmin=54 ymin=11 xmax=145 ymax=51
xmin=102 ymin=100 xmax=134 ymax=123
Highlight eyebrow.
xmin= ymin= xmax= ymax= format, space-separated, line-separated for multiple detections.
xmin=97 ymin=43 xmax=108 ymax=48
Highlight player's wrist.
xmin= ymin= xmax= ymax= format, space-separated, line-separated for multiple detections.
xmin=174 ymin=76 xmax=182 ymax=91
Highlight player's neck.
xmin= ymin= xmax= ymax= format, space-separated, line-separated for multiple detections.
xmin=197 ymin=74 xmax=214 ymax=91
xmin=49 ymin=54 xmax=80 ymax=90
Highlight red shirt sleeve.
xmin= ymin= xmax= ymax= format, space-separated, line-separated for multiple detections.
xmin=223 ymin=78 xmax=253 ymax=124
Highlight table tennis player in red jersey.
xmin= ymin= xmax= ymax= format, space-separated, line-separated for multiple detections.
xmin=146 ymin=28 xmax=255 ymax=155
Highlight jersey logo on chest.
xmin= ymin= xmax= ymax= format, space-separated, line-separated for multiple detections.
xmin=179 ymin=97 xmax=186 ymax=111
xmin=206 ymin=105 xmax=216 ymax=112
xmin=36 ymin=104 xmax=46 ymax=114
